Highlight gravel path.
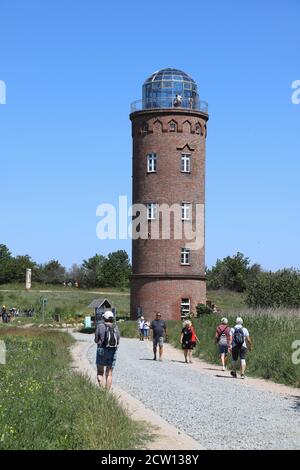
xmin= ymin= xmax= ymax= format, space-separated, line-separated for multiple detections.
xmin=87 ymin=338 xmax=300 ymax=450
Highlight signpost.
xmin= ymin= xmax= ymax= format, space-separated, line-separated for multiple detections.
xmin=40 ymin=297 xmax=48 ymax=321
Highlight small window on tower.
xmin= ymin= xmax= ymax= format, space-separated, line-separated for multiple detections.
xmin=181 ymin=248 xmax=191 ymax=265
xmin=181 ymin=154 xmax=191 ymax=173
xmin=181 ymin=298 xmax=191 ymax=318
xmin=147 ymin=203 xmax=157 ymax=220
xmin=142 ymin=122 xmax=149 ymax=133
xmin=147 ymin=153 xmax=157 ymax=173
xmin=169 ymin=121 xmax=177 ymax=132
xmin=181 ymin=203 xmax=191 ymax=221
xmin=195 ymin=123 xmax=201 ymax=134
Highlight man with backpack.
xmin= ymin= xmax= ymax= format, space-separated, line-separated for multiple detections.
xmin=215 ymin=317 xmax=231 ymax=371
xmin=229 ymin=317 xmax=252 ymax=379
xmin=94 ymin=311 xmax=120 ymax=390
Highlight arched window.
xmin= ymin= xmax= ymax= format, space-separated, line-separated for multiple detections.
xmin=169 ymin=120 xmax=177 ymax=132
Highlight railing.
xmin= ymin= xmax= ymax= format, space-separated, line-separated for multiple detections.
xmin=131 ymin=98 xmax=208 ymax=114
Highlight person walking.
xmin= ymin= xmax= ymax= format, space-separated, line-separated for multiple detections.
xmin=229 ymin=317 xmax=252 ymax=379
xmin=143 ymin=320 xmax=150 ymax=340
xmin=94 ymin=311 xmax=120 ymax=391
xmin=150 ymin=312 xmax=167 ymax=361
xmin=215 ymin=317 xmax=231 ymax=371
xmin=180 ymin=320 xmax=199 ymax=363
xmin=137 ymin=316 xmax=145 ymax=341
xmin=1 ymin=306 xmax=8 ymax=323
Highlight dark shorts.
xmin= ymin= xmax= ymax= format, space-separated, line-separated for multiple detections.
xmin=182 ymin=341 xmax=196 ymax=350
xmin=96 ymin=347 xmax=117 ymax=368
xmin=232 ymin=346 xmax=247 ymax=361
xmin=219 ymin=344 xmax=229 ymax=355
xmin=153 ymin=337 xmax=164 ymax=348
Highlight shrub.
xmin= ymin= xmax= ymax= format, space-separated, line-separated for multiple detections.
xmin=246 ymin=269 xmax=300 ymax=308
xmin=196 ymin=303 xmax=213 ymax=316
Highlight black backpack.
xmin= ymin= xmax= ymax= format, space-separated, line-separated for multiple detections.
xmin=233 ymin=327 xmax=245 ymax=348
xmin=182 ymin=327 xmax=192 ymax=345
xmin=103 ymin=325 xmax=118 ymax=348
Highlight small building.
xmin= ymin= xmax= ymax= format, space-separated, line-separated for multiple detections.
xmin=88 ymin=298 xmax=115 ymax=325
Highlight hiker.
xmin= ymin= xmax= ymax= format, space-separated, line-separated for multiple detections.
xmin=229 ymin=317 xmax=252 ymax=379
xmin=1 ymin=306 xmax=8 ymax=323
xmin=143 ymin=320 xmax=150 ymax=340
xmin=180 ymin=319 xmax=199 ymax=364
xmin=138 ymin=316 xmax=145 ymax=341
xmin=173 ymin=94 xmax=182 ymax=107
xmin=150 ymin=312 xmax=167 ymax=361
xmin=94 ymin=311 xmax=120 ymax=390
xmin=215 ymin=317 xmax=231 ymax=371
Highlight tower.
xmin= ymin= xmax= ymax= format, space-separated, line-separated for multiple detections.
xmin=130 ymin=68 xmax=209 ymax=320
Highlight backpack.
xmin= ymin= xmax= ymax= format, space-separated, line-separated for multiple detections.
xmin=182 ymin=327 xmax=192 ymax=345
xmin=233 ymin=327 xmax=245 ymax=348
xmin=103 ymin=325 xmax=118 ymax=348
xmin=218 ymin=327 xmax=228 ymax=346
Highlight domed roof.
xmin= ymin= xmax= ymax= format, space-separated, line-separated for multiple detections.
xmin=142 ymin=67 xmax=199 ymax=110
xmin=144 ymin=68 xmax=196 ymax=85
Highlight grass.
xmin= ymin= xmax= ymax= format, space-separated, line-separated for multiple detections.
xmin=0 ymin=327 xmax=150 ymax=450
xmin=0 ymin=283 xmax=130 ymax=322
xmin=118 ymin=310 xmax=300 ymax=388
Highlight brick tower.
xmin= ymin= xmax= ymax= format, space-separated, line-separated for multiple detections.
xmin=130 ymin=68 xmax=209 ymax=320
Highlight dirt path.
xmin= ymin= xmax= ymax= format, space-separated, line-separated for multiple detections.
xmin=70 ymin=332 xmax=204 ymax=450
xmin=70 ymin=332 xmax=300 ymax=450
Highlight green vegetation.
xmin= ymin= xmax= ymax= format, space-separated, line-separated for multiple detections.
xmin=0 ymin=284 xmax=130 ymax=321
xmin=0 ymin=244 xmax=131 ymax=289
xmin=246 ymin=269 xmax=300 ymax=308
xmin=118 ymin=311 xmax=300 ymax=388
xmin=0 ymin=328 xmax=150 ymax=449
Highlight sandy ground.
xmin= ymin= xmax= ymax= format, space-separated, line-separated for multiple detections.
xmin=70 ymin=331 xmax=300 ymax=450
xmin=70 ymin=332 xmax=204 ymax=450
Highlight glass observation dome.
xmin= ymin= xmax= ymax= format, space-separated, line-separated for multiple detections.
xmin=142 ymin=68 xmax=200 ymax=111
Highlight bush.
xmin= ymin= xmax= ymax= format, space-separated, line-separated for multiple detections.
xmin=196 ymin=303 xmax=213 ymax=316
xmin=246 ymin=269 xmax=300 ymax=308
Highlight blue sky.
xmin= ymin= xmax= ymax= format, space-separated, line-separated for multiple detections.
xmin=0 ymin=0 xmax=299 ymax=270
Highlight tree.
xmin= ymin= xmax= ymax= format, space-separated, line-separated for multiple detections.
xmin=82 ymin=254 xmax=106 ymax=287
xmin=246 ymin=269 xmax=300 ymax=308
xmin=0 ymin=244 xmax=14 ymax=284
xmin=12 ymin=255 xmax=36 ymax=283
xmin=35 ymin=260 xmax=66 ymax=284
xmin=102 ymin=250 xmax=131 ymax=288
xmin=207 ymin=252 xmax=253 ymax=292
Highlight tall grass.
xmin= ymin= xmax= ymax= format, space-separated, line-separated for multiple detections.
xmin=0 ymin=328 xmax=150 ymax=449
xmin=118 ymin=310 xmax=300 ymax=388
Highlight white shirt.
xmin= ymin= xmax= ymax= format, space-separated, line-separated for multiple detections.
xmin=230 ymin=325 xmax=249 ymax=349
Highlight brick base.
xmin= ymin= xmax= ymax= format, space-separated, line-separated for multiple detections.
xmin=130 ymin=278 xmax=206 ymax=321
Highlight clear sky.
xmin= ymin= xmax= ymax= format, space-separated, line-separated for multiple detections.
xmin=0 ymin=0 xmax=299 ymax=270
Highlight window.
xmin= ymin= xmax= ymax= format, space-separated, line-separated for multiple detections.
xmin=147 ymin=203 xmax=157 ymax=220
xmin=181 ymin=154 xmax=191 ymax=173
xmin=181 ymin=203 xmax=191 ymax=221
xmin=181 ymin=248 xmax=190 ymax=265
xmin=142 ymin=122 xmax=149 ymax=133
xmin=181 ymin=298 xmax=191 ymax=318
xmin=169 ymin=121 xmax=176 ymax=132
xmin=195 ymin=123 xmax=201 ymax=134
xmin=147 ymin=153 xmax=157 ymax=172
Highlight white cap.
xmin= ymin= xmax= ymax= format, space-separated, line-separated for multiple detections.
xmin=236 ymin=317 xmax=243 ymax=325
xmin=221 ymin=317 xmax=228 ymax=324
xmin=140 ymin=316 xmax=144 ymax=320
xmin=103 ymin=311 xmax=114 ymax=320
